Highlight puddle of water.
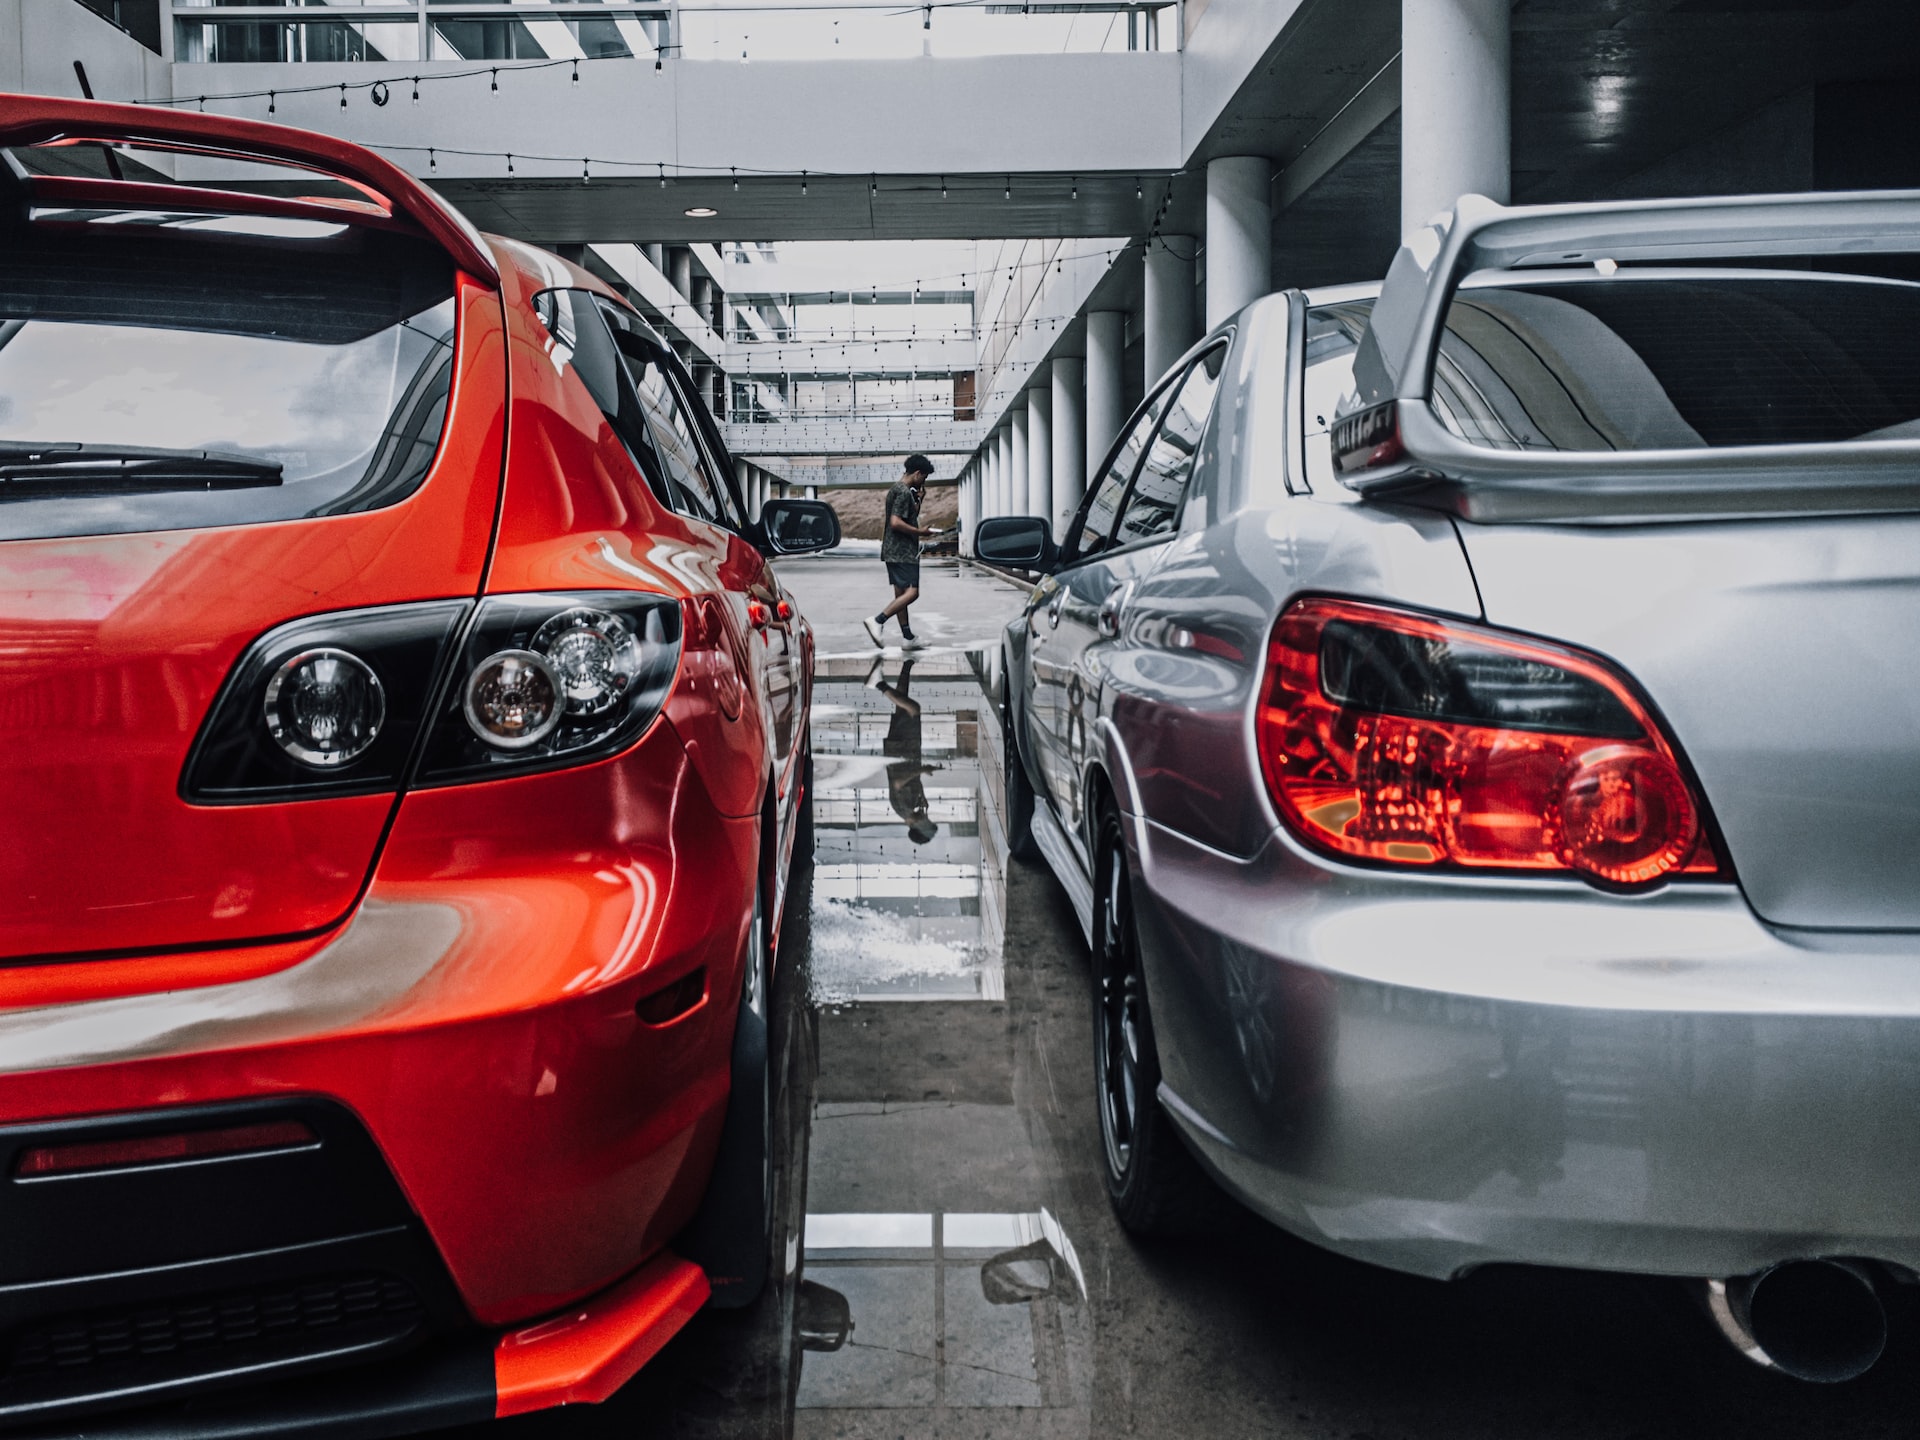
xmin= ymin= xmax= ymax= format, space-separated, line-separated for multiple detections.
xmin=795 ymin=1208 xmax=1087 ymax=1413
xmin=805 ymin=648 xmax=1010 ymax=1005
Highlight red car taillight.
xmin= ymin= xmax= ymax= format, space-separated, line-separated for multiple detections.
xmin=1256 ymin=598 xmax=1721 ymax=887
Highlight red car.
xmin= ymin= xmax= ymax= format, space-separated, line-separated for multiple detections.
xmin=0 ymin=97 xmax=835 ymax=1435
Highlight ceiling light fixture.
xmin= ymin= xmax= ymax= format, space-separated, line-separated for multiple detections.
xmin=685 ymin=206 xmax=718 ymax=218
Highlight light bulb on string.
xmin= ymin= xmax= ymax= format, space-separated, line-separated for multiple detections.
xmin=412 ymin=76 xmax=420 ymax=104
xmin=339 ymin=84 xmax=347 ymax=110
xmin=659 ymin=162 xmax=666 ymax=190
xmin=267 ymin=90 xmax=275 ymax=114
xmin=732 ymin=166 xmax=739 ymax=192
xmin=572 ymin=59 xmax=580 ymax=86
xmin=507 ymin=153 xmax=514 ymax=175
xmin=583 ymin=157 xmax=591 ymax=185
xmin=428 ymin=148 xmax=437 ymax=174
xmin=491 ymin=68 xmax=499 ymax=93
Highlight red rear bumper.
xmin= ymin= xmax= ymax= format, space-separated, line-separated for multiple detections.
xmin=0 ymin=717 xmax=752 ymax=1427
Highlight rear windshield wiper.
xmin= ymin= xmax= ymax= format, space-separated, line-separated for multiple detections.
xmin=0 ymin=442 xmax=283 ymax=496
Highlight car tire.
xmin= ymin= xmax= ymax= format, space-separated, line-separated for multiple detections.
xmin=677 ymin=880 xmax=773 ymax=1308
xmin=1004 ymin=704 xmax=1043 ymax=864
xmin=793 ymin=735 xmax=815 ymax=861
xmin=1091 ymin=805 xmax=1219 ymax=1237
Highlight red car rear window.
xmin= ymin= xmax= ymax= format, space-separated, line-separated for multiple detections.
xmin=0 ymin=218 xmax=457 ymax=541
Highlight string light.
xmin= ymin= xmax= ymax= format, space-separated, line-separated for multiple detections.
xmin=267 ymin=90 xmax=275 ymax=114
xmin=1071 ymin=177 xmax=1078 ymax=201
xmin=338 ymin=84 xmax=346 ymax=110
xmin=428 ymin=148 xmax=436 ymax=174
xmin=572 ymin=59 xmax=579 ymax=86
xmin=940 ymin=176 xmax=948 ymax=199
xmin=583 ymin=157 xmax=591 ymax=185
xmin=506 ymin=152 xmax=514 ymax=175
xmin=732 ymin=166 xmax=739 ymax=191
xmin=412 ymin=76 xmax=420 ymax=105
xmin=659 ymin=161 xmax=666 ymax=189
xmin=491 ymin=68 xmax=499 ymax=92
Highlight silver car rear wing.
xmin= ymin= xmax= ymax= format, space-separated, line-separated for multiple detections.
xmin=1339 ymin=190 xmax=1920 ymax=524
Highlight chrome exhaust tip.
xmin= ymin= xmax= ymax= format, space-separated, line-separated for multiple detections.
xmin=1703 ymin=1260 xmax=1888 ymax=1384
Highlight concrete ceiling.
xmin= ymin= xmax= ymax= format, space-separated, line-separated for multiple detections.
xmin=438 ymin=171 xmax=1202 ymax=247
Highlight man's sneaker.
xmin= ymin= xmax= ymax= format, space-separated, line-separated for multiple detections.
xmin=900 ymin=630 xmax=925 ymax=650
xmin=862 ymin=616 xmax=885 ymax=648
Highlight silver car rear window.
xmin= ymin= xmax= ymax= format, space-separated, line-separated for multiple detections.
xmin=1434 ymin=275 xmax=1920 ymax=452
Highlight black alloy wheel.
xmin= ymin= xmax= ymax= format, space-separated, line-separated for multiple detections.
xmin=1091 ymin=806 xmax=1219 ymax=1236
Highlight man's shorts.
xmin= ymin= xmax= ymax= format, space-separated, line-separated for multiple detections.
xmin=886 ymin=560 xmax=920 ymax=588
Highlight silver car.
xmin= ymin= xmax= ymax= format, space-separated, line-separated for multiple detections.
xmin=977 ymin=190 xmax=1920 ymax=1385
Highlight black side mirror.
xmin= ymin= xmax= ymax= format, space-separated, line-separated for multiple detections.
xmin=758 ymin=497 xmax=841 ymax=556
xmin=974 ymin=515 xmax=1058 ymax=572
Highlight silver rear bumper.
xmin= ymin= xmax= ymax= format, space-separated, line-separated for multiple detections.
xmin=1132 ymin=816 xmax=1920 ymax=1281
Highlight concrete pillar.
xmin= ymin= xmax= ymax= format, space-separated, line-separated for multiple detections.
xmin=996 ymin=422 xmax=1014 ymax=518
xmin=1207 ymin=157 xmax=1272 ymax=329
xmin=805 ymin=485 xmax=817 ymax=500
xmin=1085 ymin=311 xmax=1126 ymax=481
xmin=1144 ymin=236 xmax=1197 ymax=390
xmin=1010 ymin=404 xmax=1031 ymax=519
xmin=645 ymin=243 xmax=666 ymax=272
xmin=1401 ymin=0 xmax=1510 ymax=236
xmin=1050 ymin=357 xmax=1086 ymax=539
xmin=735 ymin=459 xmax=753 ymax=521
xmin=1026 ymin=381 xmax=1053 ymax=528
xmin=669 ymin=248 xmax=694 ymax=302
xmin=988 ymin=427 xmax=1005 ymax=518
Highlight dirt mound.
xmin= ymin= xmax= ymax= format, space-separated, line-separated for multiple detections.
xmin=819 ymin=484 xmax=958 ymax=541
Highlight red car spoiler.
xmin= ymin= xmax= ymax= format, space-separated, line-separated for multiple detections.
xmin=0 ymin=94 xmax=498 ymax=286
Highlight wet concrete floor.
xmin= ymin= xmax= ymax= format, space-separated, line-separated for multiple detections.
xmin=457 ymin=555 xmax=1920 ymax=1440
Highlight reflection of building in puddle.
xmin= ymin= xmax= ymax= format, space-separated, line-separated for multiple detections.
xmin=808 ymin=655 xmax=1009 ymax=1002
xmin=796 ymin=1210 xmax=1086 ymax=1412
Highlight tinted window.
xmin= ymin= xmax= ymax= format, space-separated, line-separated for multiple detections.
xmin=1071 ymin=388 xmax=1170 ymax=561
xmin=0 ymin=227 xmax=456 ymax=541
xmin=1432 ymin=276 xmax=1920 ymax=451
xmin=621 ymin=338 xmax=733 ymax=527
xmin=534 ymin=288 xmax=667 ymax=505
xmin=1113 ymin=344 xmax=1226 ymax=547
xmin=1302 ymin=300 xmax=1375 ymax=488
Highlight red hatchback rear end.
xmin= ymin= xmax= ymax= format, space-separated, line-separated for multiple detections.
xmin=0 ymin=97 xmax=833 ymax=1436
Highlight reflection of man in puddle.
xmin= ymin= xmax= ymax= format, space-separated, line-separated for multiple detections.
xmin=869 ymin=658 xmax=940 ymax=845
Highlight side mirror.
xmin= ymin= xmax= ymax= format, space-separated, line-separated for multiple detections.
xmin=797 ymin=1279 xmax=853 ymax=1352
xmin=758 ymin=497 xmax=841 ymax=556
xmin=974 ymin=515 xmax=1057 ymax=572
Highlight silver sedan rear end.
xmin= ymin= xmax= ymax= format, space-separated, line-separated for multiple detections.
xmin=986 ymin=190 xmax=1920 ymax=1373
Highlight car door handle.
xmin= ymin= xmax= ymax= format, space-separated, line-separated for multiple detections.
xmin=1096 ymin=584 xmax=1131 ymax=639
xmin=1046 ymin=592 xmax=1065 ymax=628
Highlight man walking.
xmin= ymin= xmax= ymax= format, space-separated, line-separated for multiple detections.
xmin=863 ymin=454 xmax=938 ymax=649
